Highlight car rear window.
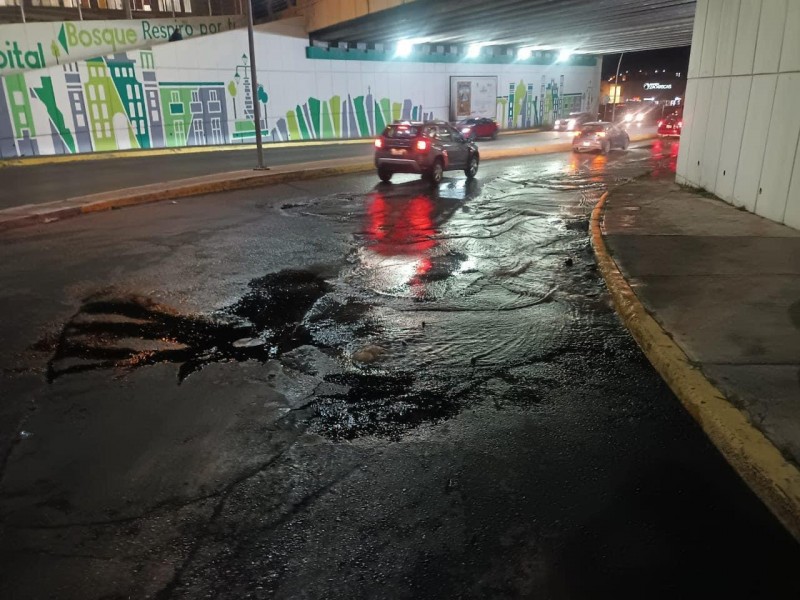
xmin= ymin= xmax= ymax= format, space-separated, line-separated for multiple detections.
xmin=581 ymin=124 xmax=606 ymax=132
xmin=384 ymin=125 xmax=420 ymax=138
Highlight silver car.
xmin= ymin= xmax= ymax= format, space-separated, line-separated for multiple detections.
xmin=572 ymin=122 xmax=630 ymax=154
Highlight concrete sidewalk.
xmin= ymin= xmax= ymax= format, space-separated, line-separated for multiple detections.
xmin=593 ymin=176 xmax=800 ymax=540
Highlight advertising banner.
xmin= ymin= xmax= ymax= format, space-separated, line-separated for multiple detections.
xmin=0 ymin=16 xmax=245 ymax=76
xmin=449 ymin=76 xmax=497 ymax=120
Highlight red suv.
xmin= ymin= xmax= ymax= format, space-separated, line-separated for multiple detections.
xmin=374 ymin=121 xmax=480 ymax=184
xmin=455 ymin=117 xmax=499 ymax=140
xmin=658 ymin=113 xmax=683 ymax=137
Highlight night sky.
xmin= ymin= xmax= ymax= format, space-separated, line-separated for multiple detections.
xmin=601 ymin=46 xmax=691 ymax=79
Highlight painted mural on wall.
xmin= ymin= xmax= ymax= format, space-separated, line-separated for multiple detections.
xmin=0 ymin=49 xmax=429 ymax=158
xmin=0 ymin=17 xmax=246 ymax=77
xmin=0 ymin=23 xmax=598 ymax=159
xmin=497 ymin=74 xmax=596 ymax=128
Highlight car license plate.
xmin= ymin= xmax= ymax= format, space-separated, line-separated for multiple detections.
xmin=390 ymin=149 xmax=406 ymax=155
xmin=582 ymin=141 xmax=591 ymax=146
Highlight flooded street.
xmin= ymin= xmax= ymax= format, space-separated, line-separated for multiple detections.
xmin=1 ymin=142 xmax=798 ymax=598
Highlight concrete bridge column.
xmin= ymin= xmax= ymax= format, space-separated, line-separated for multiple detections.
xmin=676 ymin=0 xmax=800 ymax=229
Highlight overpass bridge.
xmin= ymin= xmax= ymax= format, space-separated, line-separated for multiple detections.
xmin=279 ymin=0 xmax=797 ymax=228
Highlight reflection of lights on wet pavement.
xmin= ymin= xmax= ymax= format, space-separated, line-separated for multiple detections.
xmin=458 ymin=256 xmax=477 ymax=273
xmin=366 ymin=193 xmax=435 ymax=256
xmin=651 ymin=139 xmax=679 ymax=176
xmin=362 ymin=192 xmax=439 ymax=292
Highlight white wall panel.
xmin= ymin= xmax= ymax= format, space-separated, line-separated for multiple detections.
xmin=699 ymin=77 xmax=731 ymax=190
xmin=679 ymin=0 xmax=799 ymax=227
xmin=714 ymin=0 xmax=740 ymax=76
xmin=688 ymin=0 xmax=709 ymax=79
xmin=731 ymin=0 xmax=761 ymax=76
xmin=675 ymin=78 xmax=699 ymax=182
xmin=784 ymin=147 xmax=800 ymax=229
xmin=780 ymin=1 xmax=800 ymax=72
xmin=754 ymin=73 xmax=800 ymax=222
xmin=714 ymin=76 xmax=751 ymax=202
xmin=686 ymin=78 xmax=714 ymax=185
xmin=699 ymin=0 xmax=723 ymax=77
xmin=733 ymin=74 xmax=777 ymax=211
xmin=753 ymin=0 xmax=786 ymax=73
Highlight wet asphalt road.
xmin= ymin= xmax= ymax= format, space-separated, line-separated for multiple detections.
xmin=0 ymin=129 xmax=569 ymax=210
xmin=1 ymin=142 xmax=798 ymax=599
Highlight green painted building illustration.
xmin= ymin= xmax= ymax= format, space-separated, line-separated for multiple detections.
xmin=4 ymin=74 xmax=38 ymax=155
xmin=159 ymin=82 xmax=230 ymax=147
xmin=107 ymin=54 xmax=149 ymax=149
xmin=84 ymin=57 xmax=137 ymax=151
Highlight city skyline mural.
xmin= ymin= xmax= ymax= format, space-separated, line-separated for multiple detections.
xmin=0 ymin=49 xmax=433 ymax=158
xmin=0 ymin=25 xmax=599 ymax=159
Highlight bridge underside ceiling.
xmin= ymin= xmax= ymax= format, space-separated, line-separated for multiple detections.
xmin=307 ymin=0 xmax=697 ymax=54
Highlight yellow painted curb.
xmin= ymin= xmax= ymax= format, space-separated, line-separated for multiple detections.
xmin=590 ymin=191 xmax=800 ymax=542
xmin=75 ymin=162 xmax=376 ymax=215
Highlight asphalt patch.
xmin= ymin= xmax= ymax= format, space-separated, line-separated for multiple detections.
xmin=46 ymin=269 xmax=331 ymax=383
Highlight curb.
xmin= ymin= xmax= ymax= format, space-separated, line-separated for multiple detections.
xmin=1 ymin=134 xmax=654 ymax=232
xmin=0 ymin=161 xmax=375 ymax=232
xmin=590 ymin=190 xmax=800 ymax=542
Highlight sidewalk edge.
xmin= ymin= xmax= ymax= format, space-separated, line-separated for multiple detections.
xmin=590 ymin=190 xmax=800 ymax=542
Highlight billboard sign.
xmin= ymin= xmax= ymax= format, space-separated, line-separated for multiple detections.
xmin=449 ymin=76 xmax=497 ymax=120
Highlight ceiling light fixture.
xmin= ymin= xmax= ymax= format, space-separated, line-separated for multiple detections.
xmin=466 ymin=44 xmax=482 ymax=59
xmin=396 ymin=39 xmax=414 ymax=57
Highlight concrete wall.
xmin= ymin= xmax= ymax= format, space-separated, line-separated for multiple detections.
xmin=676 ymin=0 xmax=800 ymax=229
xmin=0 ymin=17 xmax=600 ymax=158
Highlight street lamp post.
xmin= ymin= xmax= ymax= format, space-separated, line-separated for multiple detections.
xmin=611 ymin=52 xmax=624 ymax=123
xmin=244 ymin=0 xmax=267 ymax=170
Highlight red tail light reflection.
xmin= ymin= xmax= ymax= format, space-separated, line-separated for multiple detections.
xmin=650 ymin=139 xmax=680 ymax=176
xmin=366 ymin=193 xmax=435 ymax=256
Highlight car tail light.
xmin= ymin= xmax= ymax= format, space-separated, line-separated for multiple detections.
xmin=678 ymin=121 xmax=683 ymax=128
xmin=596 ymin=131 xmax=606 ymax=138
xmin=416 ymin=138 xmax=430 ymax=152
xmin=658 ymin=120 xmax=664 ymax=127
xmin=374 ymin=138 xmax=383 ymax=148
